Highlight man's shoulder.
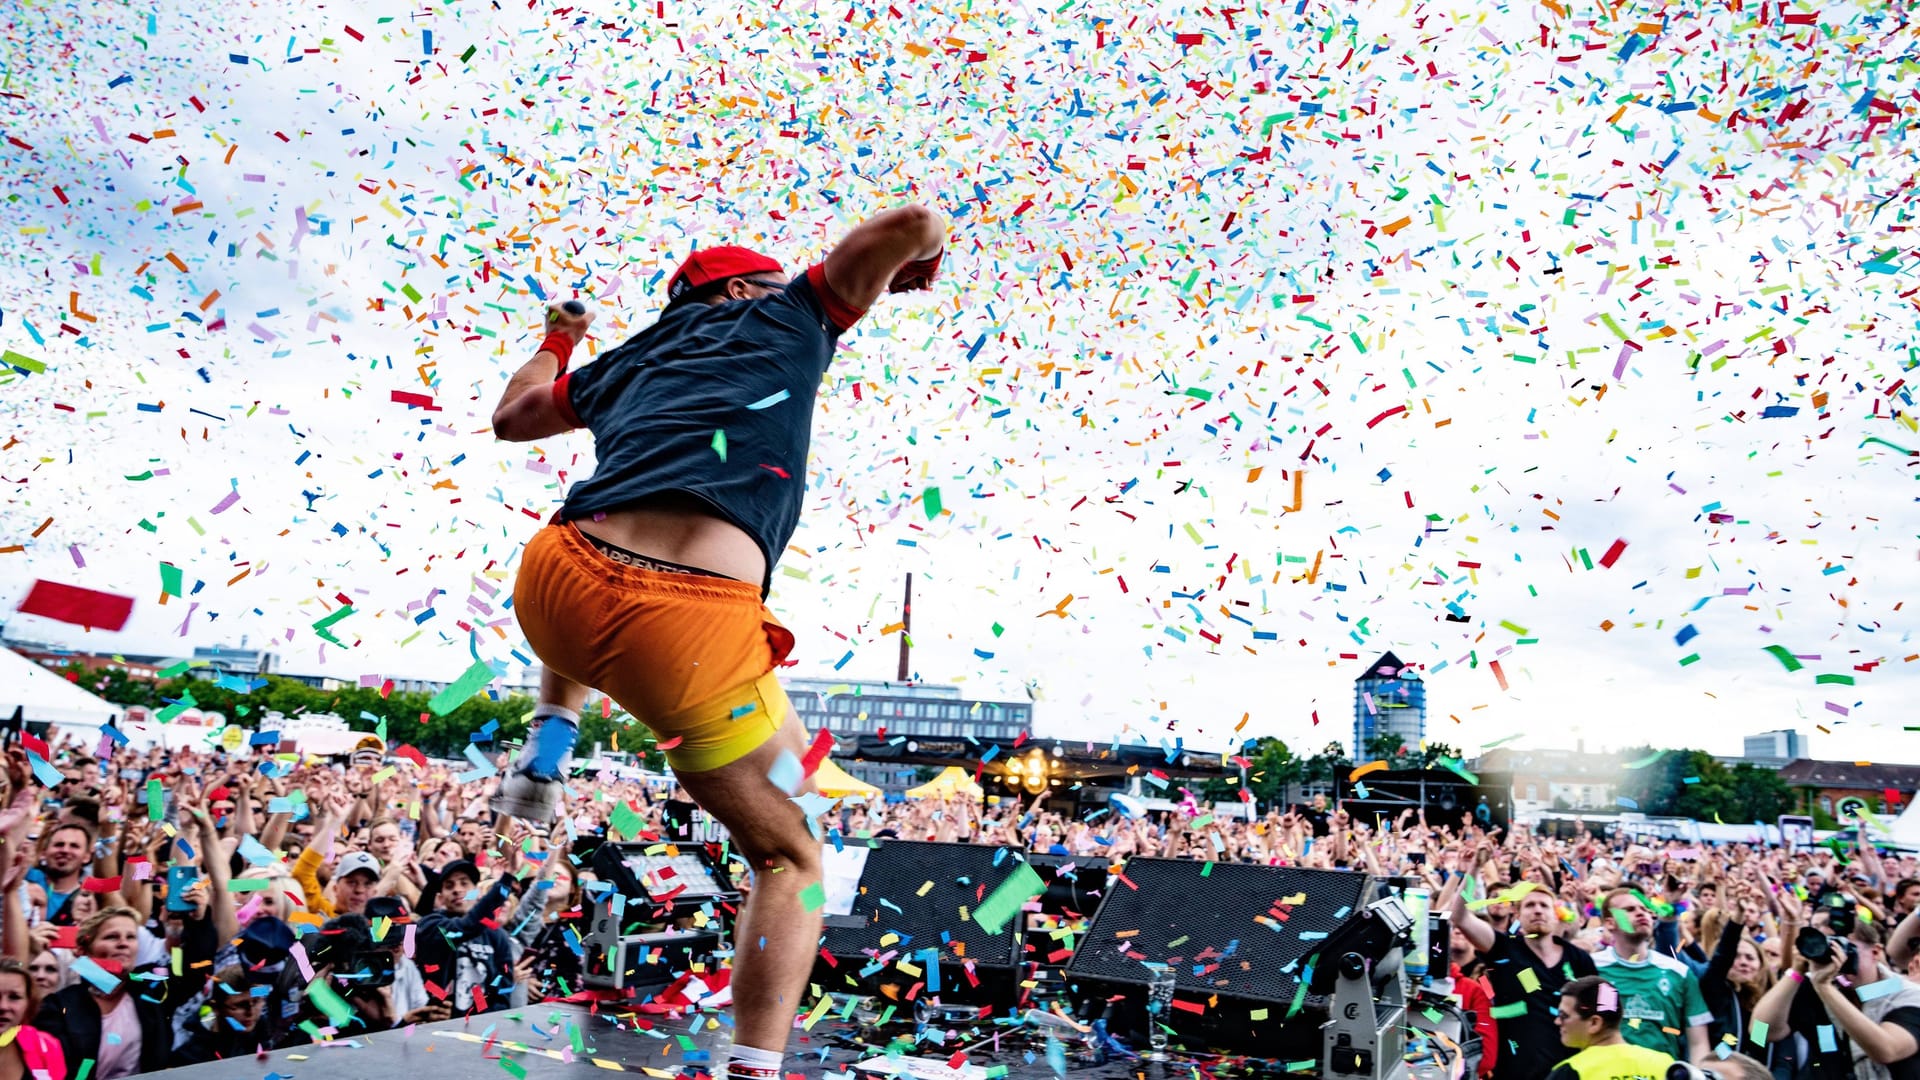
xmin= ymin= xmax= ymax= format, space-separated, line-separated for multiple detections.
xmin=1645 ymin=950 xmax=1696 ymax=978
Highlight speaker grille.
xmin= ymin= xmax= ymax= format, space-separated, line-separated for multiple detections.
xmin=1063 ymin=859 xmax=1374 ymax=1004
xmin=820 ymin=841 xmax=1026 ymax=972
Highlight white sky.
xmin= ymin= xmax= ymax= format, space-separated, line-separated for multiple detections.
xmin=2 ymin=0 xmax=1916 ymax=763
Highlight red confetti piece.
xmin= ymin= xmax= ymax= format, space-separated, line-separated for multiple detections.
xmin=655 ymin=736 xmax=684 ymax=750
xmin=800 ymin=728 xmax=834 ymax=776
xmin=15 ymin=579 xmax=134 ymax=631
xmin=1598 ymin=538 xmax=1628 ymax=568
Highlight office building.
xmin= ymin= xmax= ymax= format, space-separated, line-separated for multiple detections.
xmin=1743 ymin=729 xmax=1808 ymax=767
xmin=785 ymin=678 xmax=1032 ymax=793
xmin=1353 ymin=651 xmax=1426 ymax=759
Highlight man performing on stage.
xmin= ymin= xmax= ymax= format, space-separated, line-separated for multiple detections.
xmin=487 ymin=204 xmax=947 ymax=1080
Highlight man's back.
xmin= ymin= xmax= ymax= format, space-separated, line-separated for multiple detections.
xmin=1544 ymin=1042 xmax=1675 ymax=1080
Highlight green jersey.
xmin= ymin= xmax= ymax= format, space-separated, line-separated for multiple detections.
xmin=1591 ymin=947 xmax=1711 ymax=1059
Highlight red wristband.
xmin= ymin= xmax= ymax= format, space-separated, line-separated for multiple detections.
xmin=538 ymin=331 xmax=575 ymax=374
xmin=888 ymin=250 xmax=944 ymax=293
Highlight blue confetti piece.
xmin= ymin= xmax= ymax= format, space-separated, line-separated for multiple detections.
xmin=767 ymin=750 xmax=803 ymax=795
xmin=746 ymin=389 xmax=791 ymax=410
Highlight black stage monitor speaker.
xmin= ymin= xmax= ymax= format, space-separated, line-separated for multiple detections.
xmin=815 ymin=840 xmax=1029 ymax=1003
xmin=1063 ymin=860 xmax=1379 ymax=1054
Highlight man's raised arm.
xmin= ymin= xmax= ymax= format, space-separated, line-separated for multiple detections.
xmin=492 ymin=302 xmax=593 ymax=442
xmin=821 ymin=204 xmax=949 ymax=314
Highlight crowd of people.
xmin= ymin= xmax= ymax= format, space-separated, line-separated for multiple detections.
xmin=2 ymin=726 xmax=1919 ymax=1080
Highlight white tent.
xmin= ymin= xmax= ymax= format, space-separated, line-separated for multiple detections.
xmin=0 ymin=647 xmax=120 ymax=730
xmin=1883 ymin=799 xmax=1920 ymax=852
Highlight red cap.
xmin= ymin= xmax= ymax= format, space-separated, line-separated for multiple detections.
xmin=667 ymin=245 xmax=783 ymax=302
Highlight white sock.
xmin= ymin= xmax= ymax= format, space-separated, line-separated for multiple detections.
xmin=531 ymin=703 xmax=579 ymax=726
xmin=726 ymin=1044 xmax=783 ymax=1075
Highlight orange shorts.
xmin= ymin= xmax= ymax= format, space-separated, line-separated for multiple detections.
xmin=512 ymin=522 xmax=796 ymax=772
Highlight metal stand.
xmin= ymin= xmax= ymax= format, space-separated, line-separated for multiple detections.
xmin=580 ymin=843 xmax=738 ymax=994
xmin=1320 ymin=948 xmax=1410 ymax=1080
xmin=581 ymin=898 xmax=724 ymax=992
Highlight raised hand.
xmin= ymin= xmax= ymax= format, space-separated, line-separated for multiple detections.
xmin=544 ymin=301 xmax=595 ymax=345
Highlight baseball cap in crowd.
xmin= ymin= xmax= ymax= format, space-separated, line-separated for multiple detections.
xmin=666 ymin=246 xmax=783 ymax=305
xmin=238 ymin=916 xmax=295 ymax=967
xmin=438 ymin=858 xmax=481 ymax=885
xmin=335 ymin=852 xmax=381 ymax=881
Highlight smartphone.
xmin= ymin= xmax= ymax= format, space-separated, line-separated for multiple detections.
xmin=166 ymin=866 xmax=201 ymax=911
xmin=1408 ymin=852 xmax=1427 ymax=867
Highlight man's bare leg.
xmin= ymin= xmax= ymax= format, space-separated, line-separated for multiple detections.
xmin=492 ymin=666 xmax=590 ymax=822
xmin=672 ymin=718 xmax=823 ymax=1068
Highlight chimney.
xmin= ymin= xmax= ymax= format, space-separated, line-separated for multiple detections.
xmin=897 ymin=572 xmax=912 ymax=684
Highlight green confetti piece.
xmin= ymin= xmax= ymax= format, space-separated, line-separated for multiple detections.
xmin=609 ymin=801 xmax=643 ymax=840
xmin=312 ymin=605 xmax=355 ymax=646
xmin=711 ymin=428 xmax=727 ymax=461
xmin=147 ymin=780 xmax=163 ymax=821
xmin=1489 ymin=1002 xmax=1529 ymax=1019
xmin=305 ymin=976 xmax=355 ymax=1027
xmin=1623 ymin=749 xmax=1668 ymax=770
xmin=799 ymin=881 xmax=827 ymax=912
xmin=1815 ymin=673 xmax=1855 ymax=686
xmin=2 ymin=350 xmax=45 ymax=375
xmin=500 ymin=1059 xmax=528 ymax=1080
xmin=158 ymin=660 xmax=192 ymax=679
xmin=460 ymin=44 xmax=477 ymax=63
xmin=924 ymin=486 xmax=942 ymax=520
xmin=400 ymin=283 xmax=423 ymax=303
xmin=156 ymin=688 xmax=196 ymax=723
xmin=1762 ymin=645 xmax=1804 ymax=672
xmin=159 ymin=562 xmax=183 ymax=597
xmin=974 ymin=863 xmax=1046 ymax=934
xmin=1860 ymin=435 xmax=1917 ymax=455
xmin=427 ymin=659 xmax=496 ymax=716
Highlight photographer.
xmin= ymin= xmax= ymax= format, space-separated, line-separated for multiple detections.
xmin=1752 ymin=913 xmax=1920 ymax=1079
xmin=273 ymin=914 xmax=404 ymax=1047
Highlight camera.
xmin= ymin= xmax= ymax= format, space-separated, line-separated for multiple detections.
xmin=1795 ymin=924 xmax=1860 ymax=975
xmin=309 ymin=916 xmax=398 ymax=989
xmin=1668 ymin=1065 xmax=1725 ymax=1080
xmin=1819 ymin=891 xmax=1857 ymax=936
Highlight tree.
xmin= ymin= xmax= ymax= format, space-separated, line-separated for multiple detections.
xmin=1362 ymin=732 xmax=1406 ymax=762
xmin=1615 ymin=748 xmax=1798 ymax=824
xmin=56 ymin=663 xmax=161 ymax=709
xmin=1727 ymin=764 xmax=1794 ymax=823
xmin=1202 ymin=736 xmax=1298 ymax=808
xmin=1417 ymin=741 xmax=1464 ymax=769
xmin=1300 ymin=740 xmax=1353 ymax=790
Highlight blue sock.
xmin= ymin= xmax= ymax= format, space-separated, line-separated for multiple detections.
xmin=526 ymin=708 xmax=579 ymax=778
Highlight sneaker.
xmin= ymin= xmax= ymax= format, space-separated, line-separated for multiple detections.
xmin=490 ymin=771 xmax=563 ymax=822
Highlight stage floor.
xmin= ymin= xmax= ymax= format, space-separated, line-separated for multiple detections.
xmin=142 ymin=1003 xmax=1271 ymax=1080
